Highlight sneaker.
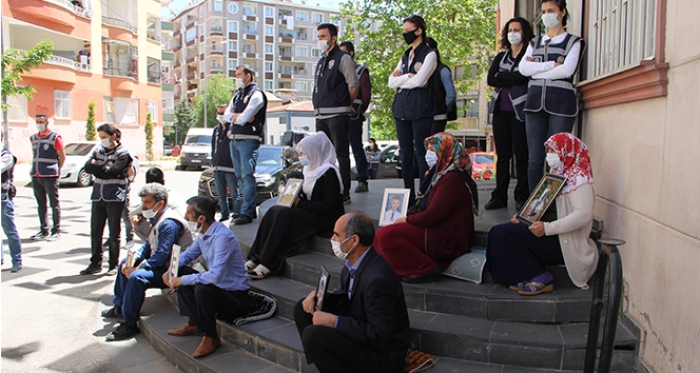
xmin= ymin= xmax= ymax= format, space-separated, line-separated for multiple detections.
xmin=101 ymin=305 xmax=123 ymax=319
xmin=106 ymin=322 xmax=140 ymax=341
xmin=122 ymin=240 xmax=134 ymax=250
xmin=354 ymin=181 xmax=369 ymax=193
xmin=233 ymin=215 xmax=253 ymax=225
xmin=105 ymin=267 xmax=118 ymax=276
xmin=46 ymin=232 xmax=61 ymax=241
xmin=10 ymin=263 xmax=22 ymax=273
xmin=219 ymin=216 xmax=230 ymax=222
xmin=80 ymin=266 xmax=102 ymax=275
xmin=30 ymin=231 xmax=49 ymax=240
xmin=484 ymin=198 xmax=507 ymax=210
xmin=343 ymin=195 xmax=351 ymax=204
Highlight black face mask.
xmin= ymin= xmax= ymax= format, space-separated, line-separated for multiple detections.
xmin=403 ymin=29 xmax=419 ymax=45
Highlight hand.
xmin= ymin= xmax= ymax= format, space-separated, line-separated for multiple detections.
xmin=526 ymin=56 xmax=533 ymax=62
xmin=392 ymin=70 xmax=402 ymax=77
xmin=162 ymin=271 xmax=171 ymax=288
xmin=293 ymin=196 xmax=300 ymax=207
xmin=554 ymin=62 xmax=563 ymax=67
xmin=169 ymin=276 xmax=183 ymax=291
xmin=302 ymin=290 xmax=316 ymax=314
xmin=350 ymin=106 xmax=357 ymax=116
xmin=312 ymin=311 xmax=338 ymax=328
xmin=408 ymin=73 xmax=415 ymax=78
xmin=121 ymin=265 xmax=138 ymax=279
xmin=393 ymin=216 xmax=407 ymax=224
xmin=130 ymin=215 xmax=141 ymax=228
xmin=510 ymin=214 xmax=520 ymax=224
xmin=529 ymin=221 xmax=546 ymax=237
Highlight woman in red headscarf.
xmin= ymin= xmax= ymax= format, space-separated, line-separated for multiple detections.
xmin=487 ymin=133 xmax=598 ymax=295
xmin=374 ymin=132 xmax=477 ymax=282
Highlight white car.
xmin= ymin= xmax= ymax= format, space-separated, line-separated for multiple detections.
xmin=60 ymin=141 xmax=140 ymax=187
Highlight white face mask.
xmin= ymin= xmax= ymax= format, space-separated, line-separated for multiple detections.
xmin=299 ymin=155 xmax=311 ymax=167
xmin=142 ymin=201 xmax=162 ymax=219
xmin=36 ymin=124 xmax=47 ymax=132
xmin=331 ymin=235 xmax=354 ymax=260
xmin=187 ymin=219 xmax=202 ymax=234
xmin=542 ymin=13 xmax=561 ymax=29
xmin=100 ymin=138 xmax=112 ymax=148
xmin=216 ymin=114 xmax=226 ymax=124
xmin=507 ymin=32 xmax=522 ymax=46
xmin=318 ymin=39 xmax=330 ymax=52
xmin=235 ymin=78 xmax=245 ymax=90
xmin=546 ymin=153 xmax=562 ymax=169
xmin=425 ymin=150 xmax=438 ymax=168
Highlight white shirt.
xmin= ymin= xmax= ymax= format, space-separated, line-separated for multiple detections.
xmin=388 ymin=50 xmax=437 ymax=90
xmin=518 ymin=32 xmax=581 ymax=80
xmin=384 ymin=209 xmax=401 ymax=223
xmin=224 ymin=87 xmax=265 ymax=125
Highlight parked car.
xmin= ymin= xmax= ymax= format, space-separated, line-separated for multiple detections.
xmin=171 ymin=145 xmax=181 ymax=157
xmin=163 ymin=144 xmax=173 ymax=156
xmin=198 ymin=145 xmax=304 ymax=205
xmin=60 ymin=142 xmax=140 ymax=187
xmin=179 ymin=128 xmax=213 ymax=170
xmin=350 ymin=143 xmax=402 ymax=179
xmin=470 ymin=152 xmax=496 ymax=180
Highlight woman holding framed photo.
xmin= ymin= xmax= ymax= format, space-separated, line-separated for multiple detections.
xmin=486 ymin=133 xmax=598 ymax=295
xmin=374 ymin=133 xmax=477 ymax=282
xmin=246 ymin=132 xmax=344 ymax=279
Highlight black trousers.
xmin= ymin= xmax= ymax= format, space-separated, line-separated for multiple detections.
xmin=32 ymin=177 xmax=61 ymax=234
xmin=90 ymin=200 xmax=125 ymax=268
xmin=430 ymin=119 xmax=447 ymax=135
xmin=491 ymin=110 xmax=529 ymax=203
xmin=176 ymin=267 xmax=250 ymax=335
xmin=316 ymin=115 xmax=350 ymax=197
xmin=293 ymin=299 xmax=402 ymax=373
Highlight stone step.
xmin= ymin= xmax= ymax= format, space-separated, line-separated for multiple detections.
xmin=279 ymin=250 xmax=593 ymax=323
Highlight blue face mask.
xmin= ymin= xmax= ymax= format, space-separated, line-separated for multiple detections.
xmin=299 ymin=155 xmax=311 ymax=166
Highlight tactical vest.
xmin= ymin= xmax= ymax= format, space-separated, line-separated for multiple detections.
xmin=392 ymin=42 xmax=436 ymax=121
xmin=230 ymin=83 xmax=267 ymax=142
xmin=90 ymin=143 xmax=131 ymax=202
xmin=147 ymin=207 xmax=194 ymax=259
xmin=313 ymin=46 xmax=352 ymax=116
xmin=524 ymin=34 xmax=585 ymax=117
xmin=30 ymin=131 xmax=60 ymax=177
xmin=490 ymin=51 xmax=528 ymax=121
xmin=212 ymin=124 xmax=235 ymax=173
xmin=350 ymin=64 xmax=368 ymax=120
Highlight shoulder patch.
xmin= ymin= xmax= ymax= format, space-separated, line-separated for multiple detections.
xmin=414 ymin=62 xmax=422 ymax=72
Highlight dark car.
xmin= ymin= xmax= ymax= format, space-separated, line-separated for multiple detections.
xmin=351 ymin=144 xmax=402 ymax=179
xmin=198 ymin=145 xmax=304 ymax=205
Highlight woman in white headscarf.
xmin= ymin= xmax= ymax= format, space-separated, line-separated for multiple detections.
xmin=247 ymin=132 xmax=345 ymax=279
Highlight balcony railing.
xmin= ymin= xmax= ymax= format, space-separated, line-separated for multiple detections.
xmin=43 ymin=0 xmax=91 ymax=18
xmin=104 ymin=67 xmax=137 ymax=78
xmin=210 ymin=65 xmax=223 ymax=72
xmin=45 ymin=54 xmax=91 ymax=72
xmin=148 ymin=74 xmax=161 ymax=84
xmin=102 ymin=16 xmax=137 ymax=34
xmin=210 ymin=26 xmax=223 ymax=34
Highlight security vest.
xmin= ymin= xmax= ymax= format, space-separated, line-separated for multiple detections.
xmin=490 ymin=50 xmax=528 ymax=121
xmin=212 ymin=123 xmax=235 ymax=173
xmin=146 ymin=207 xmax=194 ymax=262
xmin=350 ymin=63 xmax=368 ymax=120
xmin=313 ymin=46 xmax=352 ymax=116
xmin=230 ymin=83 xmax=267 ymax=142
xmin=1 ymin=148 xmax=16 ymax=201
xmin=90 ymin=143 xmax=131 ymax=202
xmin=392 ymin=42 xmax=436 ymax=121
xmin=30 ymin=131 xmax=60 ymax=177
xmin=524 ymin=34 xmax=585 ymax=117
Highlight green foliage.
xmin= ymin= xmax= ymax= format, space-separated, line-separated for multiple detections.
xmin=1 ymin=40 xmax=55 ymax=113
xmin=85 ymin=100 xmax=97 ymax=141
xmin=193 ymin=74 xmax=236 ymax=127
xmin=339 ymin=0 xmax=496 ymax=140
xmin=145 ymin=113 xmax=154 ymax=161
xmin=169 ymin=99 xmax=195 ymax=145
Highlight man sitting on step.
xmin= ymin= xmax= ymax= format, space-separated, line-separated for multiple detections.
xmin=294 ymin=212 xmax=410 ymax=373
xmin=102 ymin=183 xmax=193 ymax=341
xmin=163 ymin=196 xmax=250 ymax=358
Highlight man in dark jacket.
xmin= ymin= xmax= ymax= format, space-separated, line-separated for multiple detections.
xmin=212 ymin=104 xmax=240 ymax=222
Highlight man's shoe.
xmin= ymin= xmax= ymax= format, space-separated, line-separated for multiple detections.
xmin=515 ymin=200 xmax=526 ymax=211
xmin=354 ymin=181 xmax=369 ymax=193
xmin=232 ymin=213 xmax=241 ymax=219
xmin=219 ymin=216 xmax=230 ymax=222
xmin=30 ymin=231 xmax=49 ymax=240
xmin=101 ymin=305 xmax=123 ymax=319
xmin=10 ymin=263 xmax=22 ymax=273
xmin=343 ymin=195 xmax=351 ymax=204
xmin=106 ymin=322 xmax=140 ymax=341
xmin=46 ymin=232 xmax=61 ymax=241
xmin=193 ymin=336 xmax=220 ymax=358
xmin=105 ymin=267 xmax=118 ymax=276
xmin=234 ymin=215 xmax=253 ymax=225
xmin=80 ymin=266 xmax=102 ymax=275
xmin=122 ymin=240 xmax=134 ymax=250
xmin=484 ymin=198 xmax=507 ymax=210
xmin=168 ymin=322 xmax=198 ymax=336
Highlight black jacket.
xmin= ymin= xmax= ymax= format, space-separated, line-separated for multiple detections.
xmin=296 ymin=169 xmax=344 ymax=233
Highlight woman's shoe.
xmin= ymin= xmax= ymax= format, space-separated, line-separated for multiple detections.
xmin=244 ymin=260 xmax=258 ymax=272
xmin=517 ymin=281 xmax=554 ymax=296
xmin=509 ymin=282 xmax=526 ymax=291
xmin=248 ymin=264 xmax=271 ymax=280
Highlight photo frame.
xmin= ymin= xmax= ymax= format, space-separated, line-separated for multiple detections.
xmin=124 ymin=249 xmax=136 ymax=268
xmin=169 ymin=245 xmax=182 ymax=283
xmin=276 ymin=178 xmax=303 ymax=207
xmin=314 ymin=265 xmax=331 ymax=312
xmin=379 ymin=188 xmax=411 ymax=227
xmin=517 ymin=173 xmax=567 ymax=225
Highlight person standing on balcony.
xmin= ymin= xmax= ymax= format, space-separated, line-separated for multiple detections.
xmin=313 ymin=23 xmax=359 ymax=204
xmin=29 ymin=114 xmax=65 ymax=241
xmin=225 ymin=66 xmax=267 ymax=226
xmin=212 ymin=104 xmax=240 ymax=223
xmin=339 ymin=41 xmax=372 ymax=194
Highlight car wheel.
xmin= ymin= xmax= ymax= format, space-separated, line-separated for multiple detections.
xmin=77 ymin=168 xmax=92 ymax=187
xmin=274 ymin=179 xmax=286 ymax=196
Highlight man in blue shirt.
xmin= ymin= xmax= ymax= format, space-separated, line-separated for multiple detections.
xmin=102 ymin=183 xmax=193 ymax=341
xmin=164 ymin=196 xmax=250 ymax=358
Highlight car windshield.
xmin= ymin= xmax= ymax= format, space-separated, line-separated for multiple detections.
xmin=474 ymin=155 xmax=494 ymax=164
xmin=184 ymin=135 xmax=212 ymax=145
xmin=257 ymin=147 xmax=282 ymax=166
xmin=64 ymin=143 xmax=96 ymax=156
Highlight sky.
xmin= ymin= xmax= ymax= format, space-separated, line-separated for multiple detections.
xmin=164 ymin=0 xmax=342 ymax=18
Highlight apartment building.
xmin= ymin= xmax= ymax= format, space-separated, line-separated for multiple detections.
xmin=2 ymin=0 xmax=164 ymax=162
xmin=166 ymin=0 xmax=341 ymax=106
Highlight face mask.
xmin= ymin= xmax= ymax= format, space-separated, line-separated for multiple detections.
xmin=187 ymin=218 xmax=202 ymax=234
xmin=299 ymin=155 xmax=311 ymax=167
xmin=542 ymin=13 xmax=561 ymax=29
xmin=546 ymin=153 xmax=562 ymax=169
xmin=331 ymin=236 xmax=354 ymax=260
xmin=317 ymin=39 xmax=330 ymax=52
xmin=235 ymin=78 xmax=245 ymax=90
xmin=217 ymin=114 xmax=226 ymax=124
xmin=507 ymin=32 xmax=522 ymax=46
xmin=425 ymin=150 xmax=438 ymax=168
xmin=36 ymin=124 xmax=47 ymax=132
xmin=142 ymin=202 xmax=161 ymax=219
xmin=100 ymin=138 xmax=112 ymax=148
xmin=403 ymin=30 xmax=419 ymax=45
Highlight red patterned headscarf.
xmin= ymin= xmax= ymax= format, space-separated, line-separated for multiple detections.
xmin=544 ymin=133 xmax=594 ymax=195
xmin=424 ymin=132 xmax=471 ymax=185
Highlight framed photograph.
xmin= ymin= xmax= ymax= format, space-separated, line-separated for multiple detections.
xmin=124 ymin=249 xmax=136 ymax=268
xmin=378 ymin=188 xmax=411 ymax=227
xmin=314 ymin=265 xmax=331 ymax=312
xmin=276 ymin=178 xmax=303 ymax=207
xmin=517 ymin=173 xmax=567 ymax=225
xmin=169 ymin=245 xmax=182 ymax=283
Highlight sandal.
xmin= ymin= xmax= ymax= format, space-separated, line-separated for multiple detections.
xmin=509 ymin=282 xmax=526 ymax=291
xmin=244 ymin=260 xmax=258 ymax=272
xmin=517 ymin=281 xmax=554 ymax=296
xmin=248 ymin=264 xmax=271 ymax=280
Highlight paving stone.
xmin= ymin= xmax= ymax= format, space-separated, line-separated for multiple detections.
xmin=488 ymin=343 xmax=563 ymax=369
xmin=487 ymin=297 xmax=557 ymax=322
xmin=490 ymin=321 xmax=563 ymax=347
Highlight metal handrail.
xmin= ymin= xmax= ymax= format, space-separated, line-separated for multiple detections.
xmin=583 ymin=237 xmax=626 ymax=373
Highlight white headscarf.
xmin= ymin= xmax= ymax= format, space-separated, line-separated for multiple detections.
xmin=296 ymin=132 xmax=343 ymax=197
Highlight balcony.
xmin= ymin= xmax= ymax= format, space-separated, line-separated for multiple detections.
xmin=210 ymin=26 xmax=223 ymax=36
xmin=43 ymin=0 xmax=91 ymax=18
xmin=148 ymin=74 xmax=161 ymax=84
xmin=173 ymin=43 xmax=182 ymax=52
xmin=10 ymin=0 xmax=91 ymax=37
xmin=162 ymin=51 xmax=174 ymax=61
xmin=210 ymin=65 xmax=223 ymax=73
xmin=209 ymin=47 xmax=224 ymax=56
xmin=102 ymin=16 xmax=137 ymax=34
xmin=47 ymin=53 xmax=91 ymax=73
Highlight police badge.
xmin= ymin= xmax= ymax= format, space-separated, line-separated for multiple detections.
xmin=328 ymin=60 xmax=335 ymax=70
xmin=414 ymin=62 xmax=422 ymax=72
xmin=557 ymin=56 xmax=565 ymax=64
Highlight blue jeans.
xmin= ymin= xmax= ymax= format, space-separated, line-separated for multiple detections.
xmin=230 ymin=139 xmax=260 ymax=218
xmin=348 ymin=116 xmax=368 ymax=182
xmin=1 ymin=198 xmax=22 ymax=266
xmin=113 ymin=259 xmax=168 ymax=325
xmin=525 ymin=111 xmax=575 ymax=192
xmin=213 ymin=171 xmax=240 ymax=219
xmin=395 ymin=117 xmax=432 ymax=197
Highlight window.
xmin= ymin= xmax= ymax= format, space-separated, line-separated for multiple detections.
xmin=265 ymin=43 xmax=273 ymax=54
xmin=104 ymin=97 xmax=139 ymax=125
xmin=214 ymin=0 xmax=222 ymax=12
xmin=228 ymin=3 xmax=238 ymax=14
xmin=54 ymin=91 xmax=71 ymax=119
xmin=264 ymin=6 xmax=274 ymax=18
xmin=296 ymin=46 xmax=308 ymax=57
xmin=103 ymin=39 xmax=138 ymax=78
xmin=148 ymin=101 xmax=159 ymax=123
xmin=242 ymin=6 xmax=256 ymax=16
xmin=185 ymin=27 xmax=197 ymax=42
xmin=458 ymin=97 xmax=479 ymax=118
xmin=295 ymin=81 xmax=308 ymax=92
xmin=264 ymin=80 xmax=273 ymax=91
xmin=311 ymin=48 xmax=321 ymax=58
xmin=243 ymin=21 xmax=258 ymax=35
xmin=7 ymin=95 xmax=28 ymax=122
xmin=228 ymin=40 xmax=238 ymax=51
xmin=228 ymin=20 xmax=238 ymax=33
xmin=265 ymin=62 xmax=273 ymax=72
xmin=228 ymin=58 xmax=237 ymax=70
xmin=242 ymin=43 xmax=255 ymax=53
xmin=265 ymin=25 xmax=274 ymax=36
xmin=331 ymin=18 xmax=340 ymax=26
xmin=296 ymin=11 xmax=308 ymax=21
xmin=312 ymin=13 xmax=323 ymax=24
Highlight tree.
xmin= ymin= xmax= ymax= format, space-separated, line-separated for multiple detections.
xmin=170 ymin=99 xmax=195 ymax=145
xmin=193 ymin=74 xmax=236 ymax=127
xmin=1 ymin=39 xmax=55 ymax=113
xmin=145 ymin=112 xmax=154 ymax=161
xmin=339 ymin=0 xmax=496 ymax=140
xmin=85 ymin=100 xmax=97 ymax=141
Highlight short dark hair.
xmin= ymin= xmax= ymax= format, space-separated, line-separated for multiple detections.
xmin=236 ymin=65 xmax=255 ymax=79
xmin=35 ymin=114 xmax=48 ymax=119
xmin=186 ymin=196 xmax=216 ymax=224
xmin=345 ymin=212 xmax=374 ymax=246
xmin=139 ymin=183 xmax=169 ymax=205
xmin=500 ymin=17 xmax=535 ymax=50
xmin=403 ymin=15 xmax=427 ymax=39
xmin=317 ymin=23 xmax=338 ymax=38
xmin=339 ymin=41 xmax=354 ymax=55
xmin=96 ymin=123 xmax=117 ymax=136
xmin=145 ymin=168 xmax=165 ymax=184
xmin=541 ymin=0 xmax=569 ymax=27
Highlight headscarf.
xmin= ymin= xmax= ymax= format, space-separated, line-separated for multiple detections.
xmin=296 ymin=132 xmax=343 ymax=196
xmin=544 ymin=133 xmax=595 ymax=195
